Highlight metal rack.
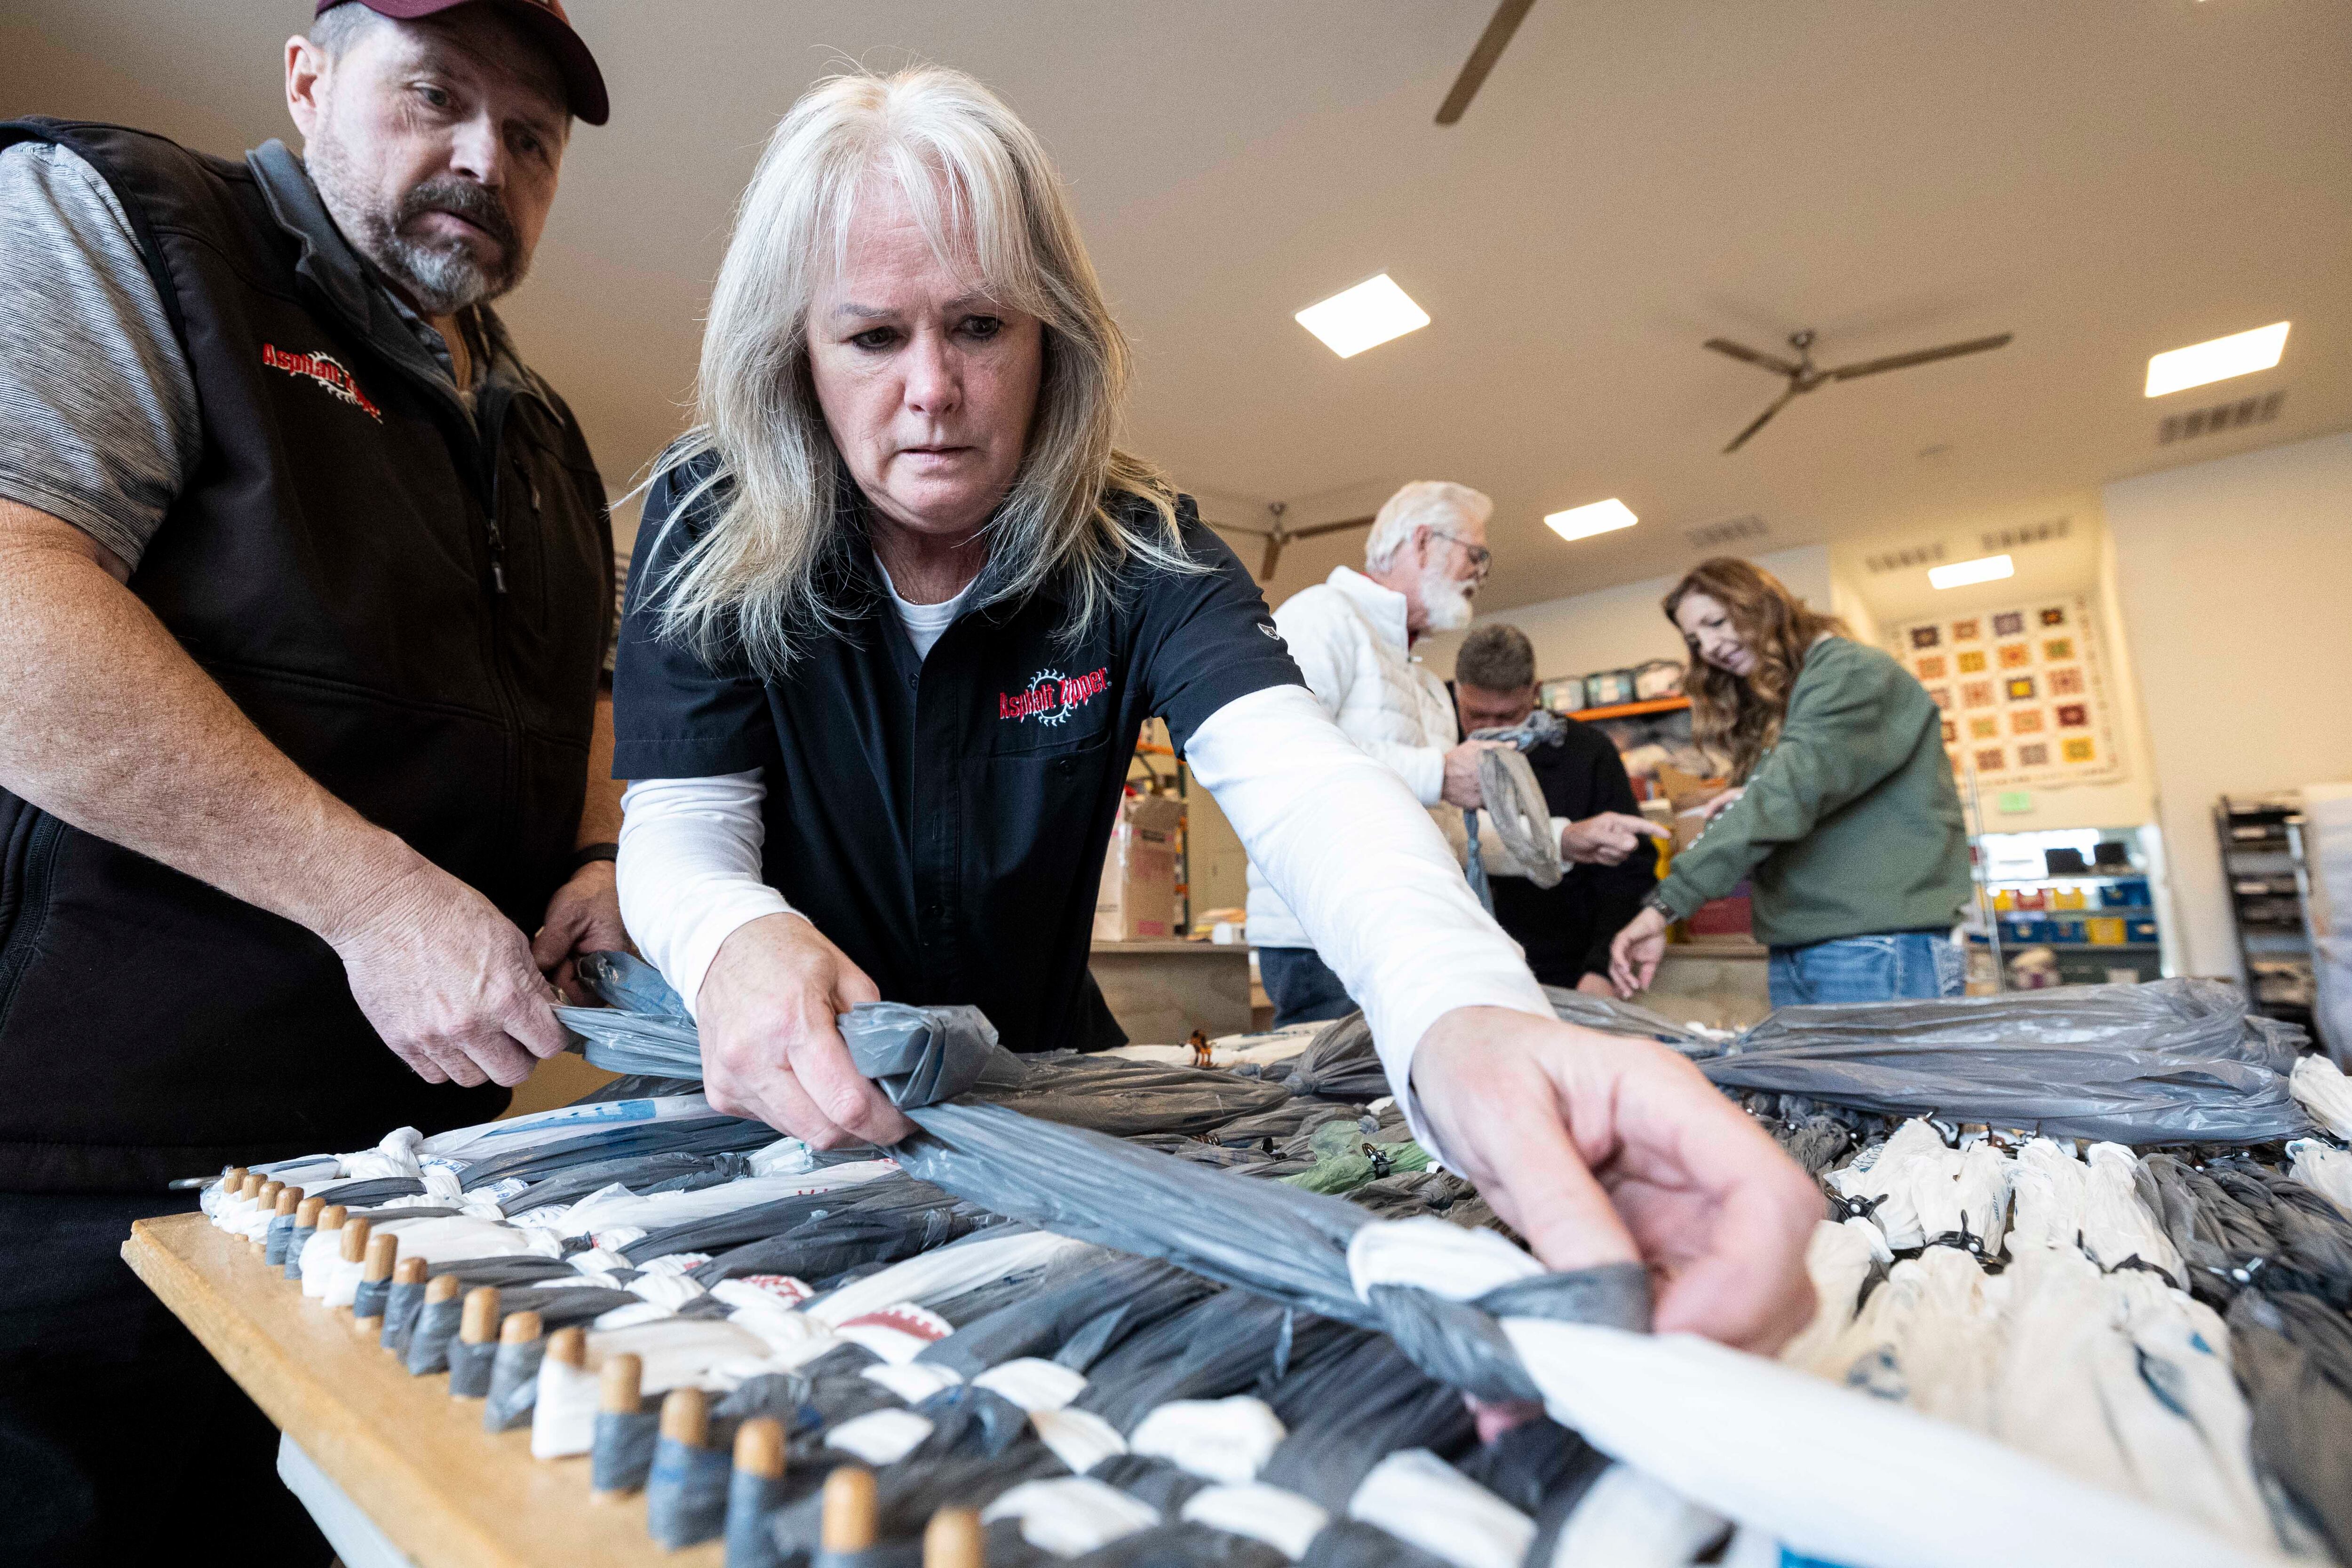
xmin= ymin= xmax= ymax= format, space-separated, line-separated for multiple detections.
xmin=2216 ymin=792 xmax=2316 ymax=1029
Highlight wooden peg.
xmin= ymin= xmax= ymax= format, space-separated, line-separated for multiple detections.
xmin=317 ymin=1203 xmax=348 ymax=1235
xmin=599 ymin=1352 xmax=643 ymax=1416
xmin=239 ymin=1172 xmax=263 ymax=1200
xmin=274 ymin=1185 xmax=303 ymax=1217
xmin=500 ymin=1309 xmax=543 ymax=1347
xmin=424 ymin=1272 xmax=462 ymax=1307
xmin=822 ymin=1466 xmax=877 ymax=1552
xmin=222 ymin=1165 xmax=249 ymax=1192
xmin=733 ymin=1416 xmax=785 ymax=1480
xmin=295 ymin=1195 xmax=325 ymax=1229
xmin=394 ymin=1256 xmax=427 ymax=1288
xmin=339 ymin=1215 xmax=374 ymax=1267
xmin=459 ymin=1285 xmax=500 ymax=1346
xmin=659 ymin=1386 xmax=707 ymax=1449
xmin=546 ymin=1325 xmax=586 ymax=1370
xmin=257 ymin=1178 xmax=284 ymax=1208
xmin=924 ymin=1505 xmax=985 ymax=1568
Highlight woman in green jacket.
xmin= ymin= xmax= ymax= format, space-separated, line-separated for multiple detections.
xmin=1608 ymin=558 xmax=1973 ymax=1006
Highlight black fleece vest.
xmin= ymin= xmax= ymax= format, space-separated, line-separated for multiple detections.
xmin=0 ymin=120 xmax=612 ymax=1191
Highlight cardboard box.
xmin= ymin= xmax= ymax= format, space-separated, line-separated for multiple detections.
xmin=1095 ymin=793 xmax=1185 ymax=942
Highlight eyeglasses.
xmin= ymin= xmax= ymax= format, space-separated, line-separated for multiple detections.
xmin=1425 ymin=528 xmax=1492 ymax=580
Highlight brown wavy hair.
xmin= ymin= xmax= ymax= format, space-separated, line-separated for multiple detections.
xmin=1663 ymin=558 xmax=1848 ymax=781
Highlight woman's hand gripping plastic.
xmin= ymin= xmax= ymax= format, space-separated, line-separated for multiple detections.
xmin=1408 ymin=1006 xmax=1819 ymax=1354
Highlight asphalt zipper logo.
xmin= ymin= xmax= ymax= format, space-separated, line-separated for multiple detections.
xmin=998 ymin=665 xmax=1111 ymax=727
xmin=262 ymin=343 xmax=382 ymax=421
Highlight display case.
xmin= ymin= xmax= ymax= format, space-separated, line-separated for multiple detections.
xmin=1964 ymin=827 xmax=2168 ymax=990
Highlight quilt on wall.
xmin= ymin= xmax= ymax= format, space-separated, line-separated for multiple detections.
xmin=1891 ymin=594 xmax=2125 ymax=790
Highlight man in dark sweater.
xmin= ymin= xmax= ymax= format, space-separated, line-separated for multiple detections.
xmin=1453 ymin=624 xmax=1659 ymax=996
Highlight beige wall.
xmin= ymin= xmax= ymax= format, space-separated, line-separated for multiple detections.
xmin=1422 ymin=544 xmax=1835 ymax=687
xmin=2104 ymin=430 xmax=2352 ymax=981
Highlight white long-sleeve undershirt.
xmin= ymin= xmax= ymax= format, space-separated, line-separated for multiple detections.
xmin=616 ymin=684 xmax=1550 ymax=1164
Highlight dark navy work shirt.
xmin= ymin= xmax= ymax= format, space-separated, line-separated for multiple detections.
xmin=613 ymin=458 xmax=1303 ymax=1053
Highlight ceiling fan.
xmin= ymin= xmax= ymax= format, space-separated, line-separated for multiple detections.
xmin=1214 ymin=502 xmax=1377 ymax=581
xmin=1436 ymin=0 xmax=1538 ymax=125
xmin=1705 ymin=327 xmax=2015 ymax=454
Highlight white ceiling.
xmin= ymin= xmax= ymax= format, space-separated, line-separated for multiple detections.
xmin=8 ymin=0 xmax=2346 ymax=610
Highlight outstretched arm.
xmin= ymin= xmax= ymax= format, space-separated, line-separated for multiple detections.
xmin=1188 ymin=684 xmax=1819 ymax=1348
xmin=0 ymin=497 xmax=564 ymax=1086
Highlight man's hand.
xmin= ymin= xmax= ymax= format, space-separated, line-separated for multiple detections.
xmin=326 ymin=856 xmax=566 ymax=1089
xmin=1608 ymin=905 xmax=1672 ymax=997
xmin=532 ymin=860 xmax=628 ymax=1002
xmin=1441 ymin=739 xmax=1505 ymax=809
xmin=1574 ymin=971 xmax=1617 ymax=999
xmin=1560 ymin=811 xmax=1670 ymax=867
xmin=1411 ymin=1006 xmax=1819 ymax=1352
xmin=697 ymin=913 xmax=914 ymax=1148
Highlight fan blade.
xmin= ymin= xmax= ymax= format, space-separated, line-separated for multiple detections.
xmin=1289 ymin=514 xmax=1378 ymax=541
xmin=1827 ymin=333 xmax=2013 ymax=382
xmin=1703 ymin=337 xmax=1804 ymax=377
xmin=1723 ymin=386 xmax=1800 ymax=454
xmin=1436 ymin=0 xmax=1538 ymax=125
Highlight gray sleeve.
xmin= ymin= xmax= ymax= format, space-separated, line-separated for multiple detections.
xmin=0 ymin=141 xmax=200 ymax=569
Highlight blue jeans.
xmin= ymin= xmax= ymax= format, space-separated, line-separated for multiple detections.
xmin=1768 ymin=931 xmax=1965 ymax=1007
xmin=1257 ymin=947 xmax=1358 ymax=1028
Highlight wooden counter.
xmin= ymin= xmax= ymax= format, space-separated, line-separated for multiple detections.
xmin=122 ymin=1212 xmax=717 ymax=1568
xmin=1088 ymin=938 xmax=1252 ymax=1041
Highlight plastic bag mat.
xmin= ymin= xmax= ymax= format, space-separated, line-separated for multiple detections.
xmin=1473 ymin=745 xmax=1561 ymax=889
xmin=1696 ymin=979 xmax=2312 ymax=1145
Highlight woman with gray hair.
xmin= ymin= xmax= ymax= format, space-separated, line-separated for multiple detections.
xmin=611 ymin=66 xmax=1818 ymax=1351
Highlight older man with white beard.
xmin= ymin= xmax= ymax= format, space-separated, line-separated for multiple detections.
xmin=1245 ymin=481 xmax=1504 ymax=1025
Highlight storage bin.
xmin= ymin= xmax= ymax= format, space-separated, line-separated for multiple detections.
xmin=2127 ymin=919 xmax=2160 ymax=944
xmin=2052 ymin=888 xmax=2087 ymax=911
xmin=1584 ymin=668 xmax=1637 ymax=706
xmin=2013 ymin=888 xmax=2048 ymax=912
xmin=1539 ymin=676 xmax=1584 ymax=713
xmin=2085 ymin=917 xmax=2127 ymax=946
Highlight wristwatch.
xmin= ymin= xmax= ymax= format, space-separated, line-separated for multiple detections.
xmin=1643 ymin=891 xmax=1679 ymax=922
xmin=568 ymin=841 xmax=620 ymax=873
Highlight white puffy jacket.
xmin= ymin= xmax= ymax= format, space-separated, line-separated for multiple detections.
xmin=1246 ymin=566 xmax=1468 ymax=949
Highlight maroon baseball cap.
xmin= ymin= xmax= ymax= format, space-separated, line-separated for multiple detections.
xmin=315 ymin=0 xmax=610 ymax=125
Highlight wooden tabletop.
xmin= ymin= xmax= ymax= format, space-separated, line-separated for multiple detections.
xmin=124 ymin=1212 xmax=719 ymax=1568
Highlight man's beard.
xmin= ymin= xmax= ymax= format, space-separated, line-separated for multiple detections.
xmin=309 ymin=130 xmax=525 ymax=317
xmin=1420 ymin=564 xmax=1476 ymax=632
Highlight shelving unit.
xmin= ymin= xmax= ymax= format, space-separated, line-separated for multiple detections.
xmin=2217 ymin=793 xmax=2317 ymax=1029
xmin=1568 ymin=695 xmax=1691 ymax=723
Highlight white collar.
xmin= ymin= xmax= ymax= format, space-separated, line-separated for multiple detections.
xmin=1325 ymin=565 xmax=1412 ymax=650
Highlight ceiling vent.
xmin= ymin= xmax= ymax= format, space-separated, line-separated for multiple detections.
xmin=1864 ymin=541 xmax=1947 ymax=574
xmin=1684 ymin=514 xmax=1768 ymax=550
xmin=2160 ymin=390 xmax=2284 ymax=445
xmin=1980 ymin=516 xmax=2071 ymax=554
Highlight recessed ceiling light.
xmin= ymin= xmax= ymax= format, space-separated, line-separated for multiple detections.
xmin=1294 ymin=274 xmax=1430 ymax=358
xmin=2145 ymin=322 xmax=2289 ymax=397
xmin=1544 ymin=499 xmax=1638 ymax=541
xmin=1929 ymin=554 xmax=2014 ymax=590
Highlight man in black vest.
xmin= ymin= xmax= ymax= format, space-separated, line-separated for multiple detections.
xmin=1453 ymin=624 xmax=1663 ymax=995
xmin=0 ymin=2 xmax=618 ymax=1558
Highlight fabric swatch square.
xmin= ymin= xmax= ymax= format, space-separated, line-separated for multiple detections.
xmin=1956 ymin=649 xmax=1987 ymax=674
xmin=2042 ymin=637 xmax=2074 ymax=661
xmin=1910 ymin=626 xmax=1942 ymax=649
xmin=1969 ymin=716 xmax=1999 ymax=739
xmin=1941 ymin=719 xmax=1958 ymax=744
xmin=2062 ymin=737 xmax=2096 ymax=763
xmin=1997 ymin=642 xmax=2031 ymax=669
xmin=1993 ymin=611 xmax=2025 ymax=636
xmin=1974 ymin=746 xmax=2007 ymax=772
xmin=2010 ymin=709 xmax=2045 ymax=735
xmin=1927 ymin=686 xmax=1952 ymax=710
xmin=1962 ymin=681 xmax=1994 ymax=708
xmin=2041 ymin=606 xmax=2067 ymax=626
xmin=1915 ymin=655 xmax=1948 ymax=680
xmin=1951 ymin=618 xmax=1981 ymax=641
xmin=2056 ymin=702 xmax=2088 ymax=728
xmin=2007 ymin=676 xmax=2037 ymax=702
xmin=2048 ymin=666 xmax=2085 ymax=696
xmin=2017 ymin=742 xmax=2051 ymax=767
